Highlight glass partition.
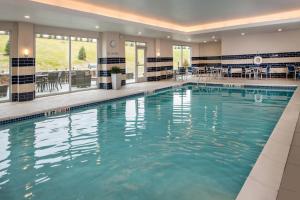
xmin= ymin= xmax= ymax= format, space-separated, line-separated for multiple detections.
xmin=173 ymin=45 xmax=191 ymax=70
xmin=36 ymin=34 xmax=98 ymax=96
xmin=182 ymin=46 xmax=191 ymax=67
xmin=0 ymin=31 xmax=10 ymax=101
xmin=125 ymin=41 xmax=136 ymax=84
xmin=36 ymin=34 xmax=70 ymax=96
xmin=173 ymin=45 xmax=181 ymax=70
xmin=71 ymin=37 xmax=97 ymax=91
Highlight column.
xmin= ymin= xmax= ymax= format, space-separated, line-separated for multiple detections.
xmin=98 ymin=32 xmax=126 ymax=89
xmin=11 ymin=22 xmax=35 ymax=102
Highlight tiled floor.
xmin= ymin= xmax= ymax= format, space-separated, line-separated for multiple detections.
xmin=277 ymin=117 xmax=300 ymax=200
xmin=0 ymin=80 xmax=182 ymax=122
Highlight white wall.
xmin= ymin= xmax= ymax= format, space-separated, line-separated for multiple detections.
xmin=222 ymin=29 xmax=300 ymax=55
xmin=199 ymin=42 xmax=221 ymax=56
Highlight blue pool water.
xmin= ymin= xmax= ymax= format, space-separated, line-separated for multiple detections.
xmin=0 ymin=85 xmax=294 ymax=200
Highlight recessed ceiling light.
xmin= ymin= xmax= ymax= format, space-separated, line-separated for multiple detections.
xmin=241 ymin=32 xmax=246 ymax=36
xmin=214 ymin=39 xmax=218 ymax=42
xmin=24 ymin=15 xmax=30 ymax=19
xmin=95 ymin=25 xmax=100 ymax=29
xmin=278 ymin=28 xmax=283 ymax=32
xmin=212 ymin=35 xmax=216 ymax=39
xmin=167 ymin=35 xmax=171 ymax=39
xmin=138 ymin=31 xmax=142 ymax=35
xmin=203 ymin=41 xmax=207 ymax=43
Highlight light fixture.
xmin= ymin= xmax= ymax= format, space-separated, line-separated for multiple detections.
xmin=188 ymin=38 xmax=191 ymax=42
xmin=167 ymin=35 xmax=171 ymax=39
xmin=95 ymin=25 xmax=100 ymax=29
xmin=278 ymin=28 xmax=283 ymax=32
xmin=24 ymin=15 xmax=30 ymax=19
xmin=156 ymin=52 xmax=161 ymax=57
xmin=212 ymin=35 xmax=216 ymax=39
xmin=23 ymin=49 xmax=30 ymax=57
xmin=241 ymin=32 xmax=246 ymax=36
xmin=203 ymin=41 xmax=207 ymax=43
xmin=214 ymin=39 xmax=218 ymax=42
xmin=138 ymin=31 xmax=142 ymax=35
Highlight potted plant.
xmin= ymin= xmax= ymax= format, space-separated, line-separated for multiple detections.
xmin=111 ymin=66 xmax=122 ymax=90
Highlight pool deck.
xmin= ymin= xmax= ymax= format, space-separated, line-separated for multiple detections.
xmin=1 ymin=77 xmax=300 ymax=200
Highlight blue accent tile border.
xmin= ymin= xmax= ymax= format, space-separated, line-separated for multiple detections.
xmin=12 ymin=91 xmax=35 ymax=102
xmin=99 ymin=83 xmax=112 ymax=89
xmin=192 ymin=56 xmax=221 ymax=61
xmin=221 ymin=51 xmax=300 ymax=60
xmin=147 ymin=66 xmax=173 ymax=72
xmin=147 ymin=57 xmax=173 ymax=62
xmin=12 ymin=75 xmax=35 ymax=84
xmin=98 ymin=69 xmax=126 ymax=77
xmin=98 ymin=57 xmax=125 ymax=64
xmin=12 ymin=58 xmax=35 ymax=67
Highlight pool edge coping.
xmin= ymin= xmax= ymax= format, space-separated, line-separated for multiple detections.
xmin=235 ymin=86 xmax=300 ymax=200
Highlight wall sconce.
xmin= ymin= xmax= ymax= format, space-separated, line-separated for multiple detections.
xmin=156 ymin=52 xmax=160 ymax=57
xmin=23 ymin=49 xmax=29 ymax=57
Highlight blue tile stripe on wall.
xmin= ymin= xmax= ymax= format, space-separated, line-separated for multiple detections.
xmin=12 ymin=58 xmax=35 ymax=67
xmin=192 ymin=52 xmax=300 ymax=61
xmin=12 ymin=75 xmax=35 ymax=84
xmin=12 ymin=91 xmax=35 ymax=102
xmin=147 ymin=57 xmax=174 ymax=81
xmin=98 ymin=57 xmax=126 ymax=64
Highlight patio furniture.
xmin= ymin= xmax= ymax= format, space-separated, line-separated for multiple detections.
xmin=0 ymin=85 xmax=8 ymax=98
xmin=213 ymin=67 xmax=223 ymax=78
xmin=36 ymin=74 xmax=48 ymax=92
xmin=260 ymin=66 xmax=270 ymax=79
xmin=222 ymin=66 xmax=231 ymax=78
xmin=286 ymin=65 xmax=296 ymax=79
xmin=48 ymin=72 xmax=60 ymax=91
xmin=126 ymin=73 xmax=134 ymax=80
xmin=270 ymin=67 xmax=287 ymax=78
xmin=175 ymin=67 xmax=187 ymax=81
xmin=71 ymin=70 xmax=92 ymax=88
xmin=231 ymin=67 xmax=243 ymax=77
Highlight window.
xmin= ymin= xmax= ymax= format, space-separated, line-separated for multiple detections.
xmin=71 ymin=37 xmax=97 ymax=91
xmin=35 ymin=34 xmax=97 ymax=96
xmin=0 ymin=31 xmax=10 ymax=102
xmin=36 ymin=34 xmax=70 ymax=95
xmin=173 ymin=45 xmax=191 ymax=70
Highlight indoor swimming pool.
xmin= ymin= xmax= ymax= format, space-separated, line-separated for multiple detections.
xmin=0 ymin=85 xmax=294 ymax=200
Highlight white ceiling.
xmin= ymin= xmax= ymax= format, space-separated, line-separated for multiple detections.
xmin=0 ymin=0 xmax=300 ymax=42
xmin=77 ymin=0 xmax=300 ymax=25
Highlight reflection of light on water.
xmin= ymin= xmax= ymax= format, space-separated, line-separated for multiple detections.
xmin=0 ymin=129 xmax=10 ymax=181
xmin=125 ymin=97 xmax=145 ymax=138
xmin=34 ymin=109 xmax=99 ymax=169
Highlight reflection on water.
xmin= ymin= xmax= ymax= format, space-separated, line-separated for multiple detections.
xmin=0 ymin=86 xmax=293 ymax=200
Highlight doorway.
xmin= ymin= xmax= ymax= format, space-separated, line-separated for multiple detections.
xmin=125 ymin=41 xmax=146 ymax=83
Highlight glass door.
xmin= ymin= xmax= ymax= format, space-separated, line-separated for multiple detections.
xmin=0 ymin=31 xmax=10 ymax=102
xmin=136 ymin=47 xmax=146 ymax=82
xmin=125 ymin=41 xmax=136 ymax=84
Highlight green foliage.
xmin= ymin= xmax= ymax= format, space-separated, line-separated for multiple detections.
xmin=111 ymin=66 xmax=121 ymax=74
xmin=35 ymin=38 xmax=97 ymax=71
xmin=183 ymin=59 xmax=189 ymax=68
xmin=78 ymin=46 xmax=86 ymax=61
xmin=4 ymin=40 xmax=10 ymax=55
